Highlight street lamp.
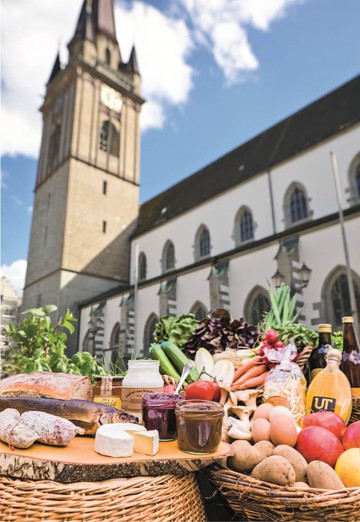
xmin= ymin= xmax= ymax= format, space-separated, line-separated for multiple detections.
xmin=272 ymin=269 xmax=285 ymax=289
xmin=298 ymin=262 xmax=312 ymax=290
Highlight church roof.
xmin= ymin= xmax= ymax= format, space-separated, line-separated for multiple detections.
xmin=135 ymin=73 xmax=360 ymax=237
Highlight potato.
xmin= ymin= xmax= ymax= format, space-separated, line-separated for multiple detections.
xmin=228 ymin=440 xmax=274 ymax=473
xmin=292 ymin=482 xmax=310 ymax=489
xmin=307 ymin=461 xmax=345 ymax=490
xmin=251 ymin=456 xmax=296 ymax=486
xmin=274 ymin=445 xmax=308 ymax=482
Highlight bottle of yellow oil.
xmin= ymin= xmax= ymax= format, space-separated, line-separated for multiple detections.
xmin=305 ymin=348 xmax=352 ymax=423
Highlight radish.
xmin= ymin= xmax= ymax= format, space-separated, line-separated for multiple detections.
xmin=265 ymin=329 xmax=278 ymax=345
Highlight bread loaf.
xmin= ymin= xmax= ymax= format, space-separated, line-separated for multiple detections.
xmin=0 ymin=372 xmax=92 ymax=401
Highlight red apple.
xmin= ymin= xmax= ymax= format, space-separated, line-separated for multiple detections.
xmin=342 ymin=421 xmax=360 ymax=450
xmin=302 ymin=411 xmax=346 ymax=439
xmin=296 ymin=426 xmax=343 ymax=467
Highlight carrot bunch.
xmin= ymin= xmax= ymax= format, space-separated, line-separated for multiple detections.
xmin=230 ymin=356 xmax=269 ymax=391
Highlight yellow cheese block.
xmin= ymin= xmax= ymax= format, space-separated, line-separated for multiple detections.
xmin=133 ymin=430 xmax=159 ymax=456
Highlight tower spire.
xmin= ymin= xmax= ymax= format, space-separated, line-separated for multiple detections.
xmin=47 ymin=53 xmax=61 ymax=84
xmin=128 ymin=46 xmax=140 ymax=75
xmin=69 ymin=0 xmax=117 ymax=47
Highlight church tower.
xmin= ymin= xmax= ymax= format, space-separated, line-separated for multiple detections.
xmin=22 ymin=0 xmax=144 ymax=350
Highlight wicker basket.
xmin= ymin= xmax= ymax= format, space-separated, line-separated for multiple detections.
xmin=0 ymin=473 xmax=206 ymax=522
xmin=208 ymin=465 xmax=360 ymax=522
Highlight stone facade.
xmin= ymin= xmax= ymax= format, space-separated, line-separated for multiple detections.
xmin=22 ymin=0 xmax=144 ymax=352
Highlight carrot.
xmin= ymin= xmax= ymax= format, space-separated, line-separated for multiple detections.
xmin=235 ymin=371 xmax=270 ymax=390
xmin=233 ymin=364 xmax=267 ymax=386
xmin=232 ymin=356 xmax=261 ymax=383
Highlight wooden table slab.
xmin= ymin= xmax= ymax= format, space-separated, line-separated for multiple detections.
xmin=0 ymin=436 xmax=230 ymax=483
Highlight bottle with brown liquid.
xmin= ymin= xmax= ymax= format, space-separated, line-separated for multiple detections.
xmin=309 ymin=324 xmax=332 ymax=381
xmin=341 ymin=316 xmax=360 ymax=396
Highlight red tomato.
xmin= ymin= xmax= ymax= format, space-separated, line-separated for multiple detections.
xmin=185 ymin=381 xmax=221 ymax=401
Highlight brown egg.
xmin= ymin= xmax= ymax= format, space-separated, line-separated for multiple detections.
xmin=252 ymin=418 xmax=272 ymax=443
xmin=270 ymin=414 xmax=298 ymax=447
xmin=253 ymin=403 xmax=274 ymax=421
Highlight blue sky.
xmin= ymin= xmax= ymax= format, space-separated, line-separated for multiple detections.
xmin=1 ymin=0 xmax=360 ymax=295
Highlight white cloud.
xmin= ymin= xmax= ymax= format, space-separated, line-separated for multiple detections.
xmin=180 ymin=0 xmax=303 ymax=84
xmin=114 ymin=1 xmax=194 ymax=131
xmin=0 ymin=260 xmax=27 ymax=297
xmin=1 ymin=0 xmax=304 ymax=157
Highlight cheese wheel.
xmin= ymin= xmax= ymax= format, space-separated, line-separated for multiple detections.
xmin=94 ymin=424 xmax=134 ymax=457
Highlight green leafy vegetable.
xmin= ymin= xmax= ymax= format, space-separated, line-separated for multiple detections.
xmin=2 ymin=305 xmax=106 ymax=381
xmin=153 ymin=314 xmax=197 ymax=348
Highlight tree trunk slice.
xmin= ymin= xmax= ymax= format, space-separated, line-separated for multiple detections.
xmin=0 ymin=437 xmax=230 ymax=483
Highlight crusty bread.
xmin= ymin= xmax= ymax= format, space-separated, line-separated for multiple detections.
xmin=0 ymin=372 xmax=92 ymax=401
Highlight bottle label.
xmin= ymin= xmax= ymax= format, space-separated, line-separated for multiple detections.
xmin=310 ymin=396 xmax=336 ymax=414
xmin=351 ymin=387 xmax=360 ymax=396
xmin=122 ymin=387 xmax=164 ymax=412
xmin=93 ymin=396 xmax=122 ymax=409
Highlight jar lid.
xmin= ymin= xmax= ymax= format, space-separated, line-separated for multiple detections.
xmin=318 ymin=324 xmax=332 ymax=333
xmin=142 ymin=393 xmax=183 ymax=407
xmin=175 ymin=399 xmax=224 ymax=415
xmin=128 ymin=360 xmax=160 ymax=367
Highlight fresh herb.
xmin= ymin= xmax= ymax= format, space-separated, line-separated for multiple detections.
xmin=331 ymin=331 xmax=343 ymax=352
xmin=153 ymin=314 xmax=197 ymax=347
xmin=183 ymin=309 xmax=261 ymax=358
xmin=275 ymin=322 xmax=318 ymax=350
xmin=2 ymin=305 xmax=106 ymax=380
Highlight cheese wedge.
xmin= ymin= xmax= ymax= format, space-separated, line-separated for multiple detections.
xmin=133 ymin=429 xmax=159 ymax=456
xmin=122 ymin=424 xmax=147 ymax=437
xmin=94 ymin=424 xmax=133 ymax=457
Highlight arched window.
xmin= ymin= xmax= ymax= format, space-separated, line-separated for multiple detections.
xmin=109 ymin=322 xmax=121 ymax=365
xmin=290 ymin=188 xmax=308 ymax=223
xmin=194 ymin=225 xmax=211 ymax=260
xmin=99 ymin=120 xmax=120 ymax=156
xmin=322 ymin=267 xmax=360 ymax=331
xmin=284 ymin=183 xmax=310 ymax=227
xmin=162 ymin=241 xmax=175 ymax=272
xmin=138 ymin=252 xmax=147 ymax=281
xmin=234 ymin=207 xmax=254 ymax=245
xmin=48 ymin=123 xmax=61 ymax=170
xmin=244 ymin=286 xmax=271 ymax=327
xmin=240 ymin=210 xmax=254 ymax=242
xmin=200 ymin=228 xmax=211 ymax=257
xmin=348 ymin=153 xmax=360 ymax=203
xmin=82 ymin=330 xmax=94 ymax=354
xmin=143 ymin=313 xmax=159 ymax=356
xmin=190 ymin=301 xmax=208 ymax=321
xmin=105 ymin=48 xmax=111 ymax=66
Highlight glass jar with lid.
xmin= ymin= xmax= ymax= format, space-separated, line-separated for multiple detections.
xmin=175 ymin=400 xmax=224 ymax=454
xmin=122 ymin=360 xmax=164 ymax=422
xmin=142 ymin=393 xmax=183 ymax=441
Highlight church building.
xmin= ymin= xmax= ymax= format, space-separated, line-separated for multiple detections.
xmin=23 ymin=0 xmax=360 ymax=360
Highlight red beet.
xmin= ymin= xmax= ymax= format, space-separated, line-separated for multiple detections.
xmin=296 ymin=426 xmax=343 ymax=467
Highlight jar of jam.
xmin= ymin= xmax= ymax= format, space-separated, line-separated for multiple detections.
xmin=142 ymin=393 xmax=183 ymax=441
xmin=175 ymin=400 xmax=224 ymax=454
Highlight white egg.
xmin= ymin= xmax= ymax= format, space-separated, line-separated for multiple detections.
xmin=269 ymin=405 xmax=293 ymax=422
